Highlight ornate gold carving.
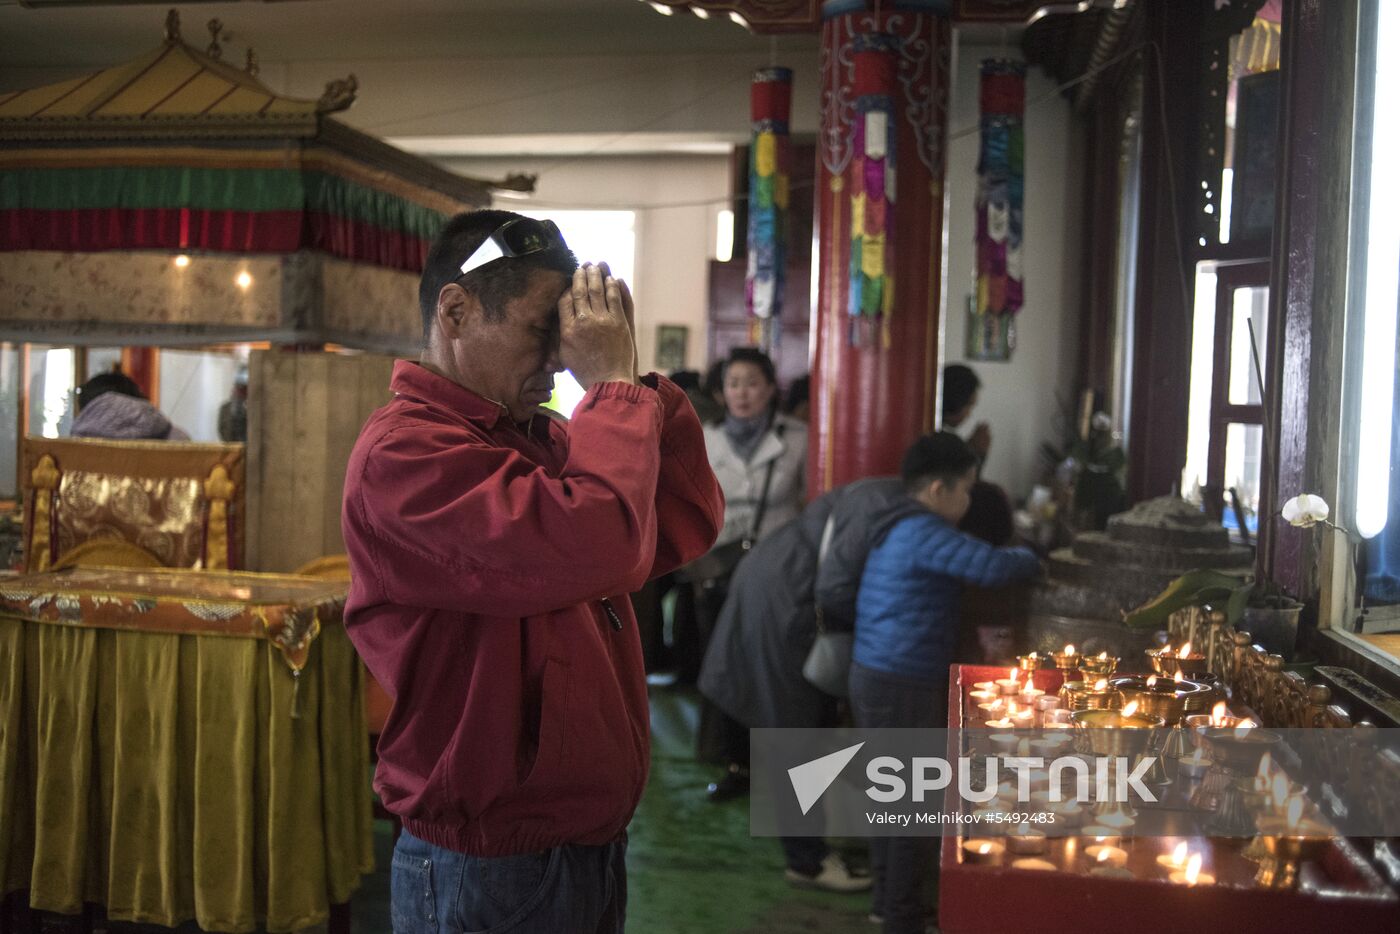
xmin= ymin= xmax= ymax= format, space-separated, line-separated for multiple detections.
xmin=317 ymin=75 xmax=358 ymax=114
xmin=203 ymin=465 xmax=236 ymax=572
xmin=29 ymin=455 xmax=60 ymax=573
xmin=206 ymin=19 xmax=224 ymax=61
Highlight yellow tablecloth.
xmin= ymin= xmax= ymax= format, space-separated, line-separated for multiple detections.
xmin=0 ymin=571 xmax=374 ymax=933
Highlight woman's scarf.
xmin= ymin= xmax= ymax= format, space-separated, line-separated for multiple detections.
xmin=722 ymin=410 xmax=773 ymax=464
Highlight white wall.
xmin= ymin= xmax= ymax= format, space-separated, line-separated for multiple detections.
xmin=444 ymin=154 xmax=731 ymax=376
xmin=942 ymin=43 xmax=1084 ymax=502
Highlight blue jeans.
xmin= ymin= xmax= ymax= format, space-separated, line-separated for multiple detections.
xmin=390 ymin=830 xmax=627 ymax=934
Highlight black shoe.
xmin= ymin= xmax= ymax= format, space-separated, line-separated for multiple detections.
xmin=706 ymin=763 xmax=750 ymax=802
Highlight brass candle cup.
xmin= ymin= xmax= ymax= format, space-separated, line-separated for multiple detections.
xmin=1050 ymin=651 xmax=1083 ymax=674
xmin=1253 ymin=816 xmax=1330 ymax=890
xmin=1192 ymin=726 xmax=1281 ymax=817
xmin=1145 ymin=649 xmax=1212 ymax=678
xmin=1017 ymin=654 xmax=1043 ymax=673
xmin=1078 ymin=655 xmax=1119 ymax=681
xmin=1203 ymin=726 xmax=1282 ymax=774
xmin=1111 ymin=677 xmax=1189 ymax=727
xmin=1060 ymin=681 xmax=1122 ymax=712
xmin=1069 ymin=708 xmax=1165 ymax=757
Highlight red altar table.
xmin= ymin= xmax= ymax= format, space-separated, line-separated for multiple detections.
xmin=939 ymin=664 xmax=1400 ymax=934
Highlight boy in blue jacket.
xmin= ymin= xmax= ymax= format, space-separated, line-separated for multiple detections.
xmin=851 ymin=432 xmax=1040 ymax=934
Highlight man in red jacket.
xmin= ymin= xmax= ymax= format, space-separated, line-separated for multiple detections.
xmin=342 ymin=210 xmax=723 ymax=934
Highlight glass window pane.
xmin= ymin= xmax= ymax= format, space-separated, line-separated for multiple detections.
xmin=27 ymin=345 xmax=75 ymax=439
xmin=86 ymin=347 xmax=123 ymax=379
xmin=1181 ymin=267 xmax=1218 ymax=501
xmin=0 ymin=344 xmax=19 ymax=498
xmin=158 ymin=349 xmax=239 ymax=443
xmin=1228 ymin=285 xmax=1268 ymax=405
xmin=1222 ymin=422 xmax=1264 ymax=535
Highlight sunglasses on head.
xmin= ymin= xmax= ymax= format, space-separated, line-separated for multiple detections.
xmin=458 ymin=217 xmax=565 ymax=277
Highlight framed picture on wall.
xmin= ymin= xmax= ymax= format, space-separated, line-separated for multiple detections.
xmin=655 ymin=325 xmax=688 ymax=373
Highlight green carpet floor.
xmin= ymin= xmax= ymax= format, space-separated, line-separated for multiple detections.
xmin=352 ymin=687 xmax=875 ymax=933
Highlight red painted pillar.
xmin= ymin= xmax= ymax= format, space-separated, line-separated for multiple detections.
xmin=121 ymin=347 xmax=160 ymax=404
xmin=810 ymin=2 xmax=952 ymax=494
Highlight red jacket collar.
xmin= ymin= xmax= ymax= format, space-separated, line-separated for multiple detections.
xmin=390 ymin=360 xmax=552 ymax=439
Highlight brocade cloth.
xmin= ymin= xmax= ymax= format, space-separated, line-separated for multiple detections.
xmin=0 ymin=569 xmax=372 ymax=932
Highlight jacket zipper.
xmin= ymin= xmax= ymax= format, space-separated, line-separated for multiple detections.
xmin=600 ymin=598 xmax=624 ymax=631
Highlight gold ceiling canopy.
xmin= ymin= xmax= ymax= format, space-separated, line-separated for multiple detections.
xmin=0 ymin=9 xmax=353 ymax=127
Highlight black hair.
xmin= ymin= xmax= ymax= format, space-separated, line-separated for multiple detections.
xmin=668 ymin=369 xmax=701 ymax=392
xmin=702 ymin=359 xmax=726 ymax=398
xmin=418 ymin=209 xmax=579 ymax=339
xmin=723 ymin=347 xmax=777 ymax=385
xmin=901 ymin=431 xmax=980 ymax=494
xmin=722 ymin=347 xmax=779 ymax=415
xmin=783 ymin=374 xmax=810 ymax=415
xmin=942 ymin=363 xmax=981 ymax=422
xmin=75 ymin=371 xmax=144 ymax=412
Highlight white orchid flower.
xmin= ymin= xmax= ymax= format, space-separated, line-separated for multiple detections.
xmin=1282 ymin=494 xmax=1330 ymax=528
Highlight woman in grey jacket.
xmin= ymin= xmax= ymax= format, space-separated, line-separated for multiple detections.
xmin=692 ymin=348 xmax=806 ymax=799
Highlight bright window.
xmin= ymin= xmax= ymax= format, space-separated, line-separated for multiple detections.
xmin=525 ymin=210 xmax=638 ymax=417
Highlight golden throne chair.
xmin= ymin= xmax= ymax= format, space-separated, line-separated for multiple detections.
xmin=20 ymin=437 xmax=246 ymax=572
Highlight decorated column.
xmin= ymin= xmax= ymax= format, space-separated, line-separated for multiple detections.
xmin=810 ymin=1 xmax=952 ymax=492
xmin=746 ymin=67 xmax=793 ymax=352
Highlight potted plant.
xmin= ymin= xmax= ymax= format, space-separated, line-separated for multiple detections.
xmin=1124 ymin=494 xmax=1346 ymax=660
xmin=1041 ymin=411 xmax=1127 ymax=533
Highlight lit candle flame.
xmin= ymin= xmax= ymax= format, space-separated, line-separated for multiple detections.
xmin=1097 ymin=848 xmax=1111 ymax=863
xmin=1172 ymin=842 xmax=1188 ymax=867
xmin=1272 ymin=773 xmax=1290 ymax=809
xmin=1178 ymin=641 xmax=1192 ymax=658
xmin=978 ymin=843 xmax=991 ymax=855
xmin=1287 ymin=795 xmax=1304 ymax=829
xmin=1098 ymin=651 xmax=1108 ymax=660
xmin=1211 ymin=701 xmax=1229 ymax=725
xmin=1173 ymin=670 xmax=1185 ymax=683
xmin=1029 ymin=651 xmax=1038 ymax=658
xmin=1064 ymin=644 xmax=1076 ymax=656
xmin=1122 ymin=701 xmax=1140 ymax=717
xmin=1185 ymin=853 xmax=1202 ymax=884
xmin=1094 ymin=679 xmax=1109 ymax=691
xmin=1256 ymin=752 xmax=1272 ymax=780
xmin=1146 ymin=675 xmax=1159 ymax=688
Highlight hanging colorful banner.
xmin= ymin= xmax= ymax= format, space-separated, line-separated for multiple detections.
xmin=847 ymin=33 xmax=898 ymax=348
xmin=747 ymin=66 xmax=793 ymax=353
xmin=970 ymin=58 xmax=1025 ymax=361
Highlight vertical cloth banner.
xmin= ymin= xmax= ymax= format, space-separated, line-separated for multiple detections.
xmin=971 ymin=59 xmax=1026 ymax=361
xmin=848 ymin=34 xmax=899 ymax=348
xmin=747 ymin=67 xmax=793 ymax=353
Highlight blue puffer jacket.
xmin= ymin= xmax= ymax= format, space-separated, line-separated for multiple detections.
xmin=854 ymin=509 xmax=1040 ymax=682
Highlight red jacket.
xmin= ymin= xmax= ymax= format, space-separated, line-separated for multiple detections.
xmin=342 ymin=362 xmax=722 ymax=856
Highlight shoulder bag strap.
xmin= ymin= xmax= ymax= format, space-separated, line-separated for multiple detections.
xmin=744 ymin=422 xmax=785 ymax=549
